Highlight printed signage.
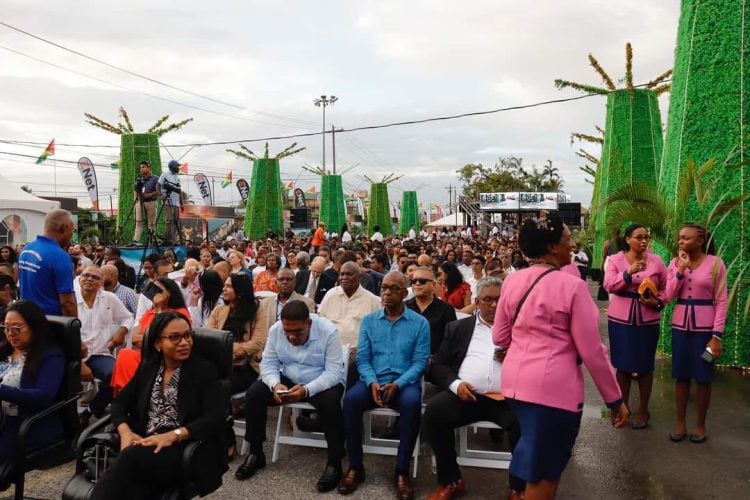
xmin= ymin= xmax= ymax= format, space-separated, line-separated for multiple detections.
xmin=193 ymin=173 xmax=213 ymax=206
xmin=479 ymin=192 xmax=520 ymax=210
xmin=77 ymin=157 xmax=100 ymax=210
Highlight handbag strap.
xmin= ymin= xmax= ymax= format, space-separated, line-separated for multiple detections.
xmin=512 ymin=267 xmax=557 ymax=325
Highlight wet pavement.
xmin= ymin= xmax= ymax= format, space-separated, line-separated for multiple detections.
xmin=14 ymin=284 xmax=750 ymax=499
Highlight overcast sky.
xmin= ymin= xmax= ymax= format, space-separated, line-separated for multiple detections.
xmin=0 ymin=0 xmax=680 ymax=210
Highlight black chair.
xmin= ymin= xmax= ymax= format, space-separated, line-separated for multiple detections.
xmin=62 ymin=326 xmax=233 ymax=500
xmin=0 ymin=316 xmax=82 ymax=500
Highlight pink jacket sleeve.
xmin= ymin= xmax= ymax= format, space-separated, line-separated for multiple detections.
xmin=713 ymin=259 xmax=728 ymax=334
xmin=492 ymin=285 xmax=512 ymax=349
xmin=663 ymin=258 xmax=684 ymax=302
xmin=654 ymin=256 xmax=668 ymax=295
xmin=569 ymin=281 xmax=621 ymax=407
xmin=603 ymin=254 xmax=629 ymax=293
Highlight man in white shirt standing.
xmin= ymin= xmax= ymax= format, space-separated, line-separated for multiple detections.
xmin=371 ymin=225 xmax=384 ymax=243
xmin=78 ymin=266 xmax=134 ymax=419
xmin=571 ymin=243 xmax=590 ymax=280
xmin=318 ymin=262 xmax=380 ymax=386
xmin=423 ymin=276 xmax=524 ymax=499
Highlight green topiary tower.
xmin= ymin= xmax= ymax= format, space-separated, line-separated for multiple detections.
xmin=228 ymin=142 xmax=305 ymax=239
xmin=399 ymin=191 xmax=419 ymax=235
xmin=556 ymin=43 xmax=670 ymax=268
xmin=84 ymin=108 xmax=192 ymax=242
xmin=658 ymin=0 xmax=750 ymax=367
xmin=300 ymin=164 xmax=352 ymax=235
xmin=366 ymin=174 xmax=401 ymax=236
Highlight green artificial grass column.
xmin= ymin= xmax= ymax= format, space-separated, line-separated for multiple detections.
xmin=244 ymin=158 xmax=283 ymax=239
xmin=319 ymin=175 xmax=347 ymax=235
xmin=118 ymin=133 xmax=164 ymax=241
xmin=399 ymin=191 xmax=419 ymax=235
xmin=367 ymin=183 xmax=393 ymax=236
xmin=658 ymin=0 xmax=749 ymax=367
xmin=593 ymin=89 xmax=663 ymax=268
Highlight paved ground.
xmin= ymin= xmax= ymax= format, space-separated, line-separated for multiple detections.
xmin=14 ymin=284 xmax=750 ymax=499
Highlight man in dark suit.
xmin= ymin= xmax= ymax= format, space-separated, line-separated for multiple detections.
xmin=294 ymin=256 xmax=336 ymax=306
xmin=423 ymin=276 xmax=524 ymax=500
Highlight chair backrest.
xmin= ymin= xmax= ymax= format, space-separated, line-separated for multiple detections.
xmin=46 ymin=315 xmax=82 ymax=437
xmin=192 ymin=327 xmax=234 ymax=381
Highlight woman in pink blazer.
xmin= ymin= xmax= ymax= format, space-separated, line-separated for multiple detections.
xmin=493 ymin=215 xmax=628 ymax=500
xmin=603 ymin=224 xmax=667 ymax=429
xmin=663 ymin=224 xmax=726 ymax=444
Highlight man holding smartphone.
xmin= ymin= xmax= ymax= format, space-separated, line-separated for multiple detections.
xmin=235 ymin=301 xmax=345 ymax=493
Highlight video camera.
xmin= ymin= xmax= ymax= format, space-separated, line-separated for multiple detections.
xmin=162 ymin=178 xmax=182 ymax=197
xmin=134 ymin=176 xmax=146 ymax=194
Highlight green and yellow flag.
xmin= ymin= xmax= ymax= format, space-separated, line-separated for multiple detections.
xmin=221 ymin=170 xmax=233 ymax=188
xmin=36 ymin=139 xmax=55 ymax=164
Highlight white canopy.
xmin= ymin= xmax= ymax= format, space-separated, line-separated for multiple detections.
xmin=427 ymin=212 xmax=467 ymax=227
xmin=0 ymin=171 xmax=60 ymax=245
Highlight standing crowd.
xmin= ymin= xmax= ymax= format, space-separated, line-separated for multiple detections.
xmin=0 ymin=210 xmax=727 ymax=499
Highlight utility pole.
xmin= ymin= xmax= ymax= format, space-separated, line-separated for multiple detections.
xmin=331 ymin=125 xmax=337 ymax=174
xmin=313 ymin=95 xmax=338 ymax=170
xmin=445 ymin=184 xmax=454 ymax=213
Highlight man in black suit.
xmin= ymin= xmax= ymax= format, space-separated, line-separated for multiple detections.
xmin=294 ymin=256 xmax=336 ymax=306
xmin=423 ymin=276 xmax=524 ymax=500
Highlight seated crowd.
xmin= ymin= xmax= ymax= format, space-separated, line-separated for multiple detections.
xmin=6 ymin=211 xmax=693 ymax=500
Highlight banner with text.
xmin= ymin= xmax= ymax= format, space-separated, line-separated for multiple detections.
xmin=236 ymin=178 xmax=249 ymax=203
xmin=77 ymin=157 xmax=100 ymax=210
xmin=479 ymin=192 xmax=520 ymax=210
xmin=193 ymin=173 xmax=213 ymax=206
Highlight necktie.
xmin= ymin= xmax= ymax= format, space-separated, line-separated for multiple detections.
xmin=306 ymin=275 xmax=318 ymax=301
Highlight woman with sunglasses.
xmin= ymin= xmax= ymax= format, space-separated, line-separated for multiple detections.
xmin=111 ymin=278 xmax=190 ymax=395
xmin=91 ymin=311 xmax=226 ymax=500
xmin=603 ymin=224 xmax=667 ymax=429
xmin=0 ymin=301 xmax=64 ymax=463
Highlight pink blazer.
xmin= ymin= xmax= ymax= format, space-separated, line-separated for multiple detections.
xmin=603 ymin=251 xmax=667 ymax=326
xmin=492 ymin=267 xmax=621 ymax=413
xmin=663 ymin=255 xmax=727 ymax=334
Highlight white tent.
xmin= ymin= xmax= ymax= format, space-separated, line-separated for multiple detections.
xmin=427 ymin=212 xmax=467 ymax=227
xmin=0 ymin=172 xmax=60 ymax=245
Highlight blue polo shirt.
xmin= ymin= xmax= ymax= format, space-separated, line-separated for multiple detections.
xmin=356 ymin=307 xmax=430 ymax=389
xmin=18 ymin=235 xmax=74 ymax=315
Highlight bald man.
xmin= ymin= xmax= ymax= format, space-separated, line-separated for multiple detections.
xmin=213 ymin=260 xmax=231 ymax=283
xmin=417 ymin=254 xmax=432 ymax=268
xmin=294 ymin=256 xmax=336 ymax=306
xmin=102 ymin=264 xmax=138 ymax=315
xmin=170 ymin=258 xmax=201 ymax=305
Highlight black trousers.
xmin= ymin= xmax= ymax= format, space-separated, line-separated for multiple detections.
xmin=91 ymin=441 xmax=187 ymax=500
xmin=244 ymin=376 xmax=345 ymax=465
xmin=423 ymin=390 xmax=524 ymax=491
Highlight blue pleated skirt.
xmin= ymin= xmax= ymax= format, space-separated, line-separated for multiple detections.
xmin=607 ymin=321 xmax=659 ymax=373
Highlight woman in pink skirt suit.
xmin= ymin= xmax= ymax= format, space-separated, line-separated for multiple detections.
xmin=493 ymin=215 xmax=628 ymax=500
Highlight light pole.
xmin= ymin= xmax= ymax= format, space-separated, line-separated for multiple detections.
xmin=313 ymin=95 xmax=337 ymax=171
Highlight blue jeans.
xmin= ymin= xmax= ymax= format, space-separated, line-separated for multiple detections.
xmin=343 ymin=380 xmax=422 ymax=473
xmin=87 ymin=355 xmax=115 ymax=417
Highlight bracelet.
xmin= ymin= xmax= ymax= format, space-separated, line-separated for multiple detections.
xmin=711 ymin=335 xmax=723 ymax=342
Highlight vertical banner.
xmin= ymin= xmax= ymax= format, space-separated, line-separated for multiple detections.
xmin=236 ymin=178 xmax=249 ymax=203
xmin=193 ymin=173 xmax=213 ymax=206
xmin=77 ymin=157 xmax=100 ymax=209
xmin=293 ymin=187 xmax=307 ymax=208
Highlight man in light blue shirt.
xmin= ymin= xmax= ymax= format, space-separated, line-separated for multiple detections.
xmin=236 ymin=301 xmax=345 ymax=493
xmin=339 ymin=271 xmax=430 ymax=499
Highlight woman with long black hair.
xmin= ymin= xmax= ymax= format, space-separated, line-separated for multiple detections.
xmin=189 ymin=269 xmax=223 ymax=328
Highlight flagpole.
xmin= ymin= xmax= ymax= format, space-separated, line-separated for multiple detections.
xmin=54 ymin=156 xmax=57 ymax=196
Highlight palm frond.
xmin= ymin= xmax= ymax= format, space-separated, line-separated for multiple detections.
xmin=705 ymin=193 xmax=749 ymax=226
xmin=624 ymin=42 xmax=634 ymax=90
xmin=84 ymin=113 xmax=123 ymax=135
xmin=153 ymin=118 xmax=193 ymax=137
xmin=587 ymin=54 xmax=616 ymax=90
xmin=646 ymin=69 xmax=673 ymax=88
xmin=570 ymin=132 xmax=604 ymax=145
xmin=554 ymin=79 xmax=609 ymax=95
xmin=653 ymin=84 xmax=671 ymax=95
xmin=148 ymin=115 xmax=170 ymax=133
xmin=119 ymin=107 xmax=135 ymax=133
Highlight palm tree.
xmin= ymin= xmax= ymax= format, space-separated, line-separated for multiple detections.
xmin=542 ymin=159 xmax=559 ymax=183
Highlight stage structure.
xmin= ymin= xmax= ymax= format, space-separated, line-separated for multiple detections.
xmin=84 ymin=107 xmax=193 ymax=242
xmin=555 ymin=43 xmax=671 ymax=268
xmin=228 ymin=142 xmax=305 ymax=239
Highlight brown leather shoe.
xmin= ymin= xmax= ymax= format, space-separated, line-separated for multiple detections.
xmin=427 ymin=478 xmax=467 ymax=499
xmin=395 ymin=473 xmax=415 ymax=500
xmin=338 ymin=467 xmax=365 ymax=495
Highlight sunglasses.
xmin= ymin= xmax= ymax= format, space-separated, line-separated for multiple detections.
xmin=412 ymin=278 xmax=434 ymax=285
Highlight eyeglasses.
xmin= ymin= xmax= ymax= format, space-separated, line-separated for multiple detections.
xmin=380 ymin=285 xmax=405 ymax=294
xmin=80 ymin=273 xmax=102 ymax=281
xmin=159 ymin=332 xmax=194 ymax=345
xmin=0 ymin=324 xmax=26 ymax=335
xmin=478 ymin=296 xmax=500 ymax=305
xmin=412 ymin=278 xmax=434 ymax=285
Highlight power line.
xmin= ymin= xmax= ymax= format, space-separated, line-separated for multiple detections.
xmin=0 ymin=44 xmax=313 ymax=129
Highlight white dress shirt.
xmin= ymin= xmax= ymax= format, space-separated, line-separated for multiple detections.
xmin=78 ymin=289 xmax=134 ymax=359
xmin=449 ymin=316 xmax=502 ymax=395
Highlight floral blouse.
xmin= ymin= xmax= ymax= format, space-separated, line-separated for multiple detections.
xmin=0 ymin=352 xmax=25 ymax=417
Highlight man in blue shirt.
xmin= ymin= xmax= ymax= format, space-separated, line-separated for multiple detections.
xmin=18 ymin=209 xmax=77 ymax=316
xmin=339 ymin=271 xmax=430 ymax=500
xmin=235 ymin=301 xmax=345 ymax=493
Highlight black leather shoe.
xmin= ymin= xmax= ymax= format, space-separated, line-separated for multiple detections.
xmin=316 ymin=464 xmax=342 ymax=492
xmin=296 ymin=412 xmax=323 ymax=433
xmin=234 ymin=452 xmax=266 ymax=480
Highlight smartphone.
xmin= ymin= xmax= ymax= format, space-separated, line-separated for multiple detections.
xmin=700 ymin=347 xmax=715 ymax=364
xmin=276 ymin=389 xmax=291 ymax=395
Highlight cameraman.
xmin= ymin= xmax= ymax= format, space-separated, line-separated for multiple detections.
xmin=132 ymin=161 xmax=159 ymax=245
xmin=157 ymin=160 xmax=182 ymax=245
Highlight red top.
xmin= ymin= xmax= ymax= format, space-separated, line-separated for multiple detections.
xmin=440 ymin=282 xmax=470 ymax=309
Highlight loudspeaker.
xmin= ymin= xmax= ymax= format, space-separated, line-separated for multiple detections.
xmin=290 ymin=208 xmax=311 ymax=229
xmin=558 ymin=203 xmax=581 ymax=226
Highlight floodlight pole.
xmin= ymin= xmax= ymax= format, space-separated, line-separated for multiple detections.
xmin=313 ymin=95 xmax=338 ymax=171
